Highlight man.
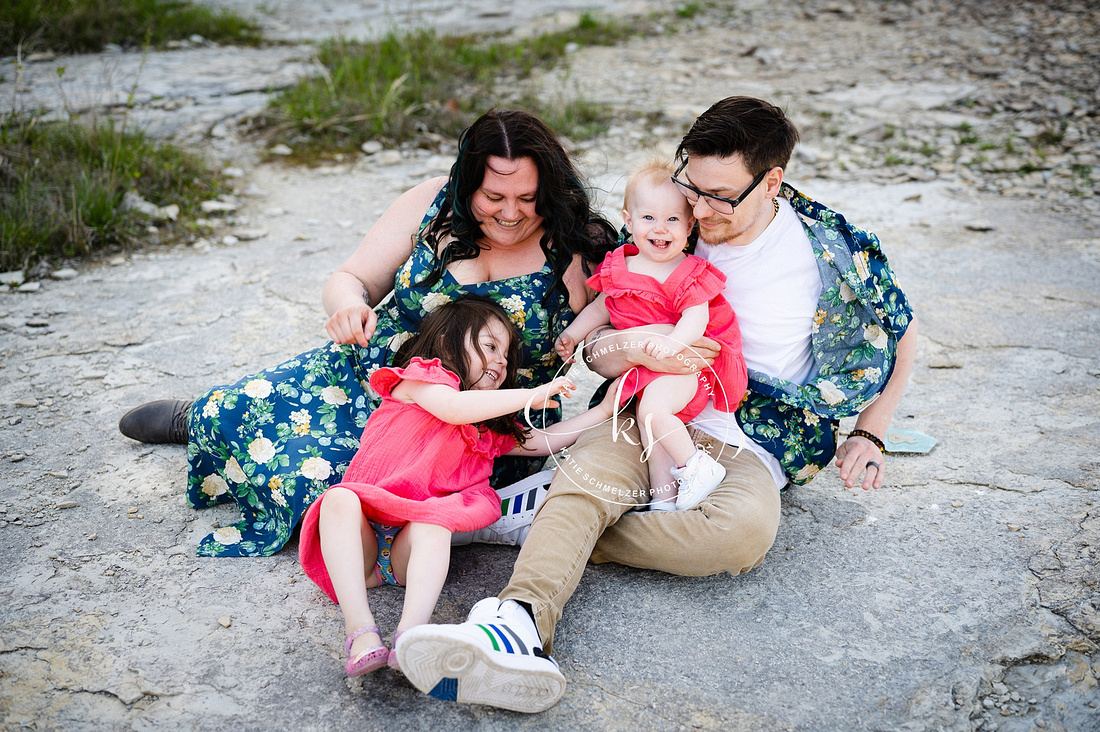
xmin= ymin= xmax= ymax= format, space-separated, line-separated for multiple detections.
xmin=395 ymin=96 xmax=918 ymax=713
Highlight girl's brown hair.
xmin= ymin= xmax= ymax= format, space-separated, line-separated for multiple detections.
xmin=393 ymin=294 xmax=529 ymax=444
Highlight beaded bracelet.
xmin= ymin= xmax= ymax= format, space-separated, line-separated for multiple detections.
xmin=849 ymin=428 xmax=885 ymax=453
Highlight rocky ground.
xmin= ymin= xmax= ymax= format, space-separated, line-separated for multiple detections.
xmin=1 ymin=1 xmax=1098 ymax=730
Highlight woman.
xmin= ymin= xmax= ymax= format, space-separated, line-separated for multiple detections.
xmin=119 ymin=109 xmax=616 ymax=557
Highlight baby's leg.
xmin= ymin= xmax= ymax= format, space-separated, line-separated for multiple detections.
xmin=644 ymin=440 xmax=679 ymax=510
xmin=318 ymin=487 xmax=382 ymax=657
xmin=389 ymin=522 xmax=453 ymax=632
xmin=637 ymin=374 xmax=699 ymax=508
xmin=637 ymin=374 xmax=698 ymax=467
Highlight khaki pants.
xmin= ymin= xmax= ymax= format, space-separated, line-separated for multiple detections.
xmin=500 ymin=418 xmax=781 ymax=654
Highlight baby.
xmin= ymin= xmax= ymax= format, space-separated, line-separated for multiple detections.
xmin=555 ymin=160 xmax=747 ymax=510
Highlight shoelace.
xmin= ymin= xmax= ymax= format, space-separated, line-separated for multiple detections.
xmin=169 ymin=402 xmax=192 ymax=443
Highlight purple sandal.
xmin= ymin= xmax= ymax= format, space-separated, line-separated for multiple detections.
xmin=345 ymin=625 xmax=388 ymax=677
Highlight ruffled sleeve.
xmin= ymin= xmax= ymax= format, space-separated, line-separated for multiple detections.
xmin=672 ymin=256 xmax=728 ymax=312
xmin=369 ymin=357 xmax=460 ymax=398
xmin=584 ymin=248 xmax=618 ymax=294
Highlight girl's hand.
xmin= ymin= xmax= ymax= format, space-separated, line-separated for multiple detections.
xmin=528 ymin=377 xmax=577 ymax=410
xmin=554 ymin=332 xmax=577 ymax=363
xmin=642 ymin=335 xmax=684 ymax=360
xmin=325 ymin=304 xmax=378 ymax=347
xmin=835 ymin=434 xmax=885 ymax=490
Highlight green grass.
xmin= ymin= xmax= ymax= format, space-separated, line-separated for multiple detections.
xmin=1 ymin=0 xmax=261 ymax=56
xmin=258 ymin=13 xmax=648 ymax=156
xmin=0 ymin=113 xmax=228 ymax=270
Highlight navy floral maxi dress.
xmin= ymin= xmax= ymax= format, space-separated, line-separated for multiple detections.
xmin=185 ymin=187 xmax=574 ymax=557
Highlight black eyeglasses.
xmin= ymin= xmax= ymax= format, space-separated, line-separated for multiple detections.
xmin=672 ymin=159 xmax=769 ymax=215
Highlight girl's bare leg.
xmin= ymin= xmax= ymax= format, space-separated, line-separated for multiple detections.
xmin=639 ymin=423 xmax=679 ymax=507
xmin=318 ymin=487 xmax=383 ymax=657
xmin=637 ymin=373 xmax=699 ymax=468
xmin=389 ymin=522 xmax=452 ymax=631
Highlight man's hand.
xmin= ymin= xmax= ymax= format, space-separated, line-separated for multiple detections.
xmin=835 ymin=434 xmax=885 ymax=490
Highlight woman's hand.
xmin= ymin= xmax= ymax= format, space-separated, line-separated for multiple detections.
xmin=527 ymin=377 xmax=577 ymax=410
xmin=835 ymin=434 xmax=885 ymax=490
xmin=595 ymin=376 xmax=624 ymax=419
xmin=325 ymin=304 xmax=378 ymax=347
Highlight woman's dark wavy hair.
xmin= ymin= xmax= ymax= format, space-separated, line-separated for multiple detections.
xmin=418 ymin=109 xmax=616 ymax=333
xmin=676 ymin=96 xmax=800 ymax=175
xmin=393 ymin=294 xmax=529 ymax=445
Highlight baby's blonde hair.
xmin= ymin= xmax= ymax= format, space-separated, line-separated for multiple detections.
xmin=623 ymin=158 xmax=681 ymax=211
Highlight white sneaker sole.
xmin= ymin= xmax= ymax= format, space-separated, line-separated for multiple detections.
xmin=398 ymin=626 xmax=566 ymax=713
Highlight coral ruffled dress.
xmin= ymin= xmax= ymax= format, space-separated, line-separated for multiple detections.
xmin=589 ymin=244 xmax=748 ymax=420
xmin=299 ymin=358 xmax=516 ymax=600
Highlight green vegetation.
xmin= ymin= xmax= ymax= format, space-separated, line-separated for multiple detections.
xmin=259 ymin=13 xmax=649 ymax=156
xmin=1 ymin=0 xmax=261 ymax=56
xmin=0 ymin=113 xmax=228 ymax=270
xmin=676 ymin=3 xmax=705 ymax=19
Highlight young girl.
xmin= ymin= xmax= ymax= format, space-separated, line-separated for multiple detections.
xmin=299 ymin=295 xmax=618 ymax=678
xmin=555 ymin=160 xmax=747 ymax=511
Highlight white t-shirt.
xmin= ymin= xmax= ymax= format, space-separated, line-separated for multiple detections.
xmin=692 ymin=198 xmax=823 ymax=488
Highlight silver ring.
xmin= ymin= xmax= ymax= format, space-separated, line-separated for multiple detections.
xmin=866 ymin=461 xmax=880 ymax=471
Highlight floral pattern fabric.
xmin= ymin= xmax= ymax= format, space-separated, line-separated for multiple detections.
xmin=735 ymin=183 xmax=914 ymax=485
xmin=185 ymin=185 xmax=574 ymax=556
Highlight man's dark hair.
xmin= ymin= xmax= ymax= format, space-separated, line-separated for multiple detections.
xmin=677 ymin=97 xmax=800 ymax=174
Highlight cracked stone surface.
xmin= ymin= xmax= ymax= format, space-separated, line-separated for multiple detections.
xmin=1 ymin=1 xmax=1098 ymax=730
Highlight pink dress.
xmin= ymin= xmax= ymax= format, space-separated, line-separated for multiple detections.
xmin=299 ymin=357 xmax=516 ymax=601
xmin=588 ymin=244 xmax=748 ymax=420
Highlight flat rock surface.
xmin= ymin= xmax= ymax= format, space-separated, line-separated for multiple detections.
xmin=1 ymin=1 xmax=1098 ymax=730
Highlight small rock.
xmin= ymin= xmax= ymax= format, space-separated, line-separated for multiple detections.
xmin=109 ymin=256 xmax=127 ymax=266
xmin=234 ymin=228 xmax=268 ymax=241
xmin=16 ymin=282 xmax=40 ymax=293
xmin=360 ymin=141 xmax=383 ymax=154
xmin=965 ymin=222 xmax=995 ymax=232
xmin=270 ymin=144 xmax=293 ymax=156
xmin=25 ymin=51 xmax=56 ymax=63
xmin=0 ymin=270 xmax=25 ymax=286
xmin=10 ymin=455 xmax=26 ymax=463
xmin=1007 ymin=524 xmax=1022 ymax=531
xmin=189 ymin=34 xmax=207 ymax=45
xmin=88 ymin=534 xmax=97 ymax=541
xmin=56 ymin=502 xmax=78 ymax=509
xmin=25 ymin=319 xmax=49 ymax=328
xmin=373 ymin=150 xmax=403 ymax=166
xmin=15 ymin=398 xmax=39 ymax=408
xmin=50 ymin=268 xmax=79 ymax=280
xmin=222 ymin=167 xmax=245 ymax=178
xmin=222 ymin=235 xmax=240 ymax=246
xmin=200 ymin=200 xmax=238 ymax=213
xmin=219 ymin=616 xmax=232 ymax=628
xmin=951 ymin=501 xmax=964 ymax=507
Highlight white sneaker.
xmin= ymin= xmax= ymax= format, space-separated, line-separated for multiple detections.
xmin=451 ymin=469 xmax=554 ymax=547
xmin=397 ymin=597 xmax=566 ymax=713
xmin=671 ymin=449 xmax=725 ymax=511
